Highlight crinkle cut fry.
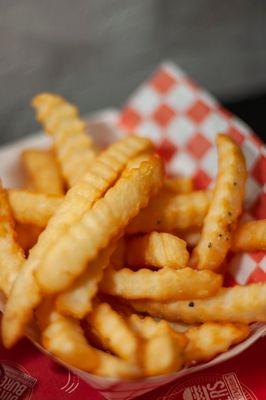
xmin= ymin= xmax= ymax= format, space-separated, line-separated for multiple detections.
xmin=41 ymin=311 xmax=98 ymax=372
xmin=0 ymin=185 xmax=24 ymax=296
xmin=41 ymin=308 xmax=141 ymax=378
xmin=184 ymin=322 xmax=250 ymax=365
xmin=177 ymin=219 xmax=266 ymax=252
xmin=190 ymin=134 xmax=247 ymax=270
xmin=8 ymin=190 xmax=63 ymax=228
xmin=8 ymin=189 xmax=210 ymax=233
xmin=126 ymin=190 xmax=211 ymax=234
xmin=231 ymin=219 xmax=266 ymax=252
xmin=128 ymin=314 xmax=186 ymax=344
xmin=128 ymin=315 xmax=249 ymax=368
xmin=13 ymin=257 xmax=139 ymax=378
xmin=39 ymin=300 xmax=141 ymax=379
xmin=87 ymin=302 xmax=141 ymax=363
xmin=32 ymin=93 xmax=96 ymax=186
xmin=128 ymin=314 xmax=186 ymax=376
xmin=125 ymin=232 xmax=189 ymax=269
xmin=55 ymin=245 xmax=114 ymax=318
xmin=35 ymin=156 xmax=163 ymax=293
xmin=11 ymin=200 xmax=264 ymax=255
xmin=15 ymin=148 xmax=62 ymax=252
xmin=91 ymin=350 xmax=142 ymax=379
xmin=1 ymin=228 xmax=140 ymax=380
xmin=163 ymin=177 xmax=193 ymax=194
xmin=21 ymin=149 xmax=64 ymax=195
xmin=129 ymin=283 xmax=266 ymax=324
xmin=100 ymin=266 xmax=222 ymax=301
xmin=2 ymin=135 xmax=153 ymax=348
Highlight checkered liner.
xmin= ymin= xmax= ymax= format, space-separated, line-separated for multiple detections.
xmin=119 ymin=62 xmax=266 ymax=286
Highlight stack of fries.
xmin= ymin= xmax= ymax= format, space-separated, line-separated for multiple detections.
xmin=0 ymin=93 xmax=265 ymax=379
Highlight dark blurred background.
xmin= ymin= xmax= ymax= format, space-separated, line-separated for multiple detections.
xmin=0 ymin=0 xmax=265 ymax=145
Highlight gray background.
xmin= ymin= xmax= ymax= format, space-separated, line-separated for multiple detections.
xmin=0 ymin=0 xmax=266 ymax=144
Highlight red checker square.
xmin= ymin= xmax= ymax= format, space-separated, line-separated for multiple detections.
xmin=249 ymin=251 xmax=265 ymax=263
xmin=193 ymin=169 xmax=212 ymax=190
xmin=186 ymin=133 xmax=212 ymax=159
xmin=150 ymin=69 xmax=177 ymax=94
xmin=153 ymin=104 xmax=176 ymax=127
xmin=248 ymin=266 xmax=266 ymax=284
xmin=227 ymin=126 xmax=245 ymax=145
xmin=119 ymin=106 xmax=142 ymax=130
xmin=157 ymin=138 xmax=177 ymax=163
xmin=251 ymin=155 xmax=266 ymax=185
xmin=187 ymin=99 xmax=212 ymax=123
xmin=251 ymin=193 xmax=266 ymax=219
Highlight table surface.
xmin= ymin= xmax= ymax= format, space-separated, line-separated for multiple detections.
xmin=0 ymin=0 xmax=266 ymax=144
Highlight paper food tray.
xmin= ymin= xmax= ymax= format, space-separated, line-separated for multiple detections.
xmin=0 ymin=62 xmax=265 ymax=400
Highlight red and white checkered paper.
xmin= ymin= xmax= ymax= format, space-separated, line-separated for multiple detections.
xmin=0 ymin=63 xmax=265 ymax=400
xmin=119 ymin=62 xmax=266 ymax=287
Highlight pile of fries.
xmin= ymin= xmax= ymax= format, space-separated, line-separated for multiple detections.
xmin=0 ymin=93 xmax=265 ymax=379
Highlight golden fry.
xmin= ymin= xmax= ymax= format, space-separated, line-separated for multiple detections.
xmin=40 ymin=301 xmax=141 ymax=379
xmin=91 ymin=350 xmax=141 ymax=379
xmin=0 ymin=185 xmax=24 ymax=296
xmin=125 ymin=232 xmax=189 ymax=269
xmin=8 ymin=190 xmax=63 ymax=228
xmin=41 ymin=311 xmax=99 ymax=371
xmin=56 ymin=246 xmax=114 ymax=318
xmin=100 ymin=266 xmax=222 ymax=301
xmin=164 ymin=177 xmax=193 ymax=194
xmin=144 ymin=335 xmax=181 ymax=376
xmin=231 ymin=219 xmax=266 ymax=252
xmin=8 ymin=190 xmax=209 ymax=235
xmin=87 ymin=302 xmax=141 ymax=363
xmin=168 ymin=319 xmax=249 ymax=364
xmin=128 ymin=314 xmax=186 ymax=376
xmin=32 ymin=93 xmax=96 ymax=186
xmin=190 ymin=134 xmax=247 ymax=270
xmin=2 ymin=135 xmax=153 ymax=348
xmin=129 ymin=283 xmax=266 ymax=323
xmin=127 ymin=190 xmax=211 ymax=234
xmin=128 ymin=314 xmax=185 ymax=342
xmin=124 ymin=153 xmax=152 ymax=170
xmin=184 ymin=322 xmax=249 ymax=365
xmin=21 ymin=149 xmax=64 ymax=195
xmin=35 ymin=156 xmax=163 ymax=293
